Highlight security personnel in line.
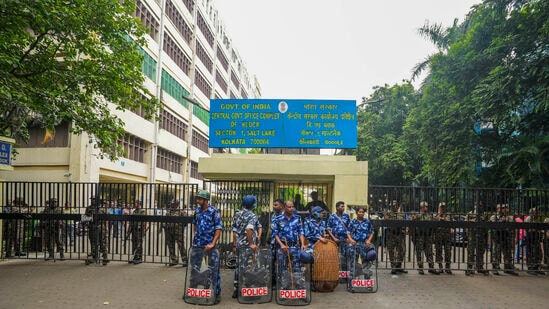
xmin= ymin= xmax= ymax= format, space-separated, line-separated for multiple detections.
xmin=490 ymin=204 xmax=518 ymax=275
xmin=412 ymin=201 xmax=439 ymax=275
xmin=272 ymin=200 xmax=307 ymax=277
xmin=191 ymin=190 xmax=223 ymax=304
xmin=128 ymin=200 xmax=147 ymax=264
xmin=42 ymin=198 xmax=65 ymax=261
xmin=385 ymin=200 xmax=407 ymax=274
xmin=85 ymin=196 xmax=109 ymax=265
xmin=466 ymin=202 xmax=489 ymax=275
xmin=231 ymin=195 xmax=261 ymax=298
xmin=434 ymin=202 xmax=452 ymax=274
xmin=304 ymin=206 xmax=329 ymax=248
xmin=165 ymin=201 xmax=188 ymax=267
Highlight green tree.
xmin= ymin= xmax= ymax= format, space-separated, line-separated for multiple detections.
xmin=354 ymin=82 xmax=418 ymax=185
xmin=0 ymin=0 xmax=159 ymax=160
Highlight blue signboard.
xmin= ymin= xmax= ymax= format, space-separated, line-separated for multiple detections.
xmin=0 ymin=141 xmax=12 ymax=166
xmin=209 ymin=99 xmax=357 ymax=148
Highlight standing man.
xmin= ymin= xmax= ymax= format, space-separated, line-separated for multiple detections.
xmin=306 ymin=191 xmax=328 ymax=213
xmin=271 ymin=200 xmax=307 ymax=287
xmin=466 ymin=202 xmax=489 ymax=275
xmin=191 ymin=190 xmax=222 ymax=304
xmin=490 ymin=204 xmax=517 ymax=275
xmin=385 ymin=200 xmax=407 ymax=274
xmin=231 ymin=195 xmax=261 ymax=298
xmin=412 ymin=201 xmax=439 ymax=275
xmin=524 ymin=207 xmax=544 ymax=275
xmin=63 ymin=202 xmax=75 ymax=246
xmin=42 ymin=198 xmax=65 ymax=261
xmin=434 ymin=202 xmax=453 ymax=274
xmin=268 ymin=198 xmax=284 ymax=287
xmin=327 ymin=201 xmax=354 ymax=279
xmin=165 ymin=200 xmax=188 ymax=267
xmin=128 ymin=200 xmax=147 ymax=264
xmin=85 ymin=196 xmax=109 ymax=265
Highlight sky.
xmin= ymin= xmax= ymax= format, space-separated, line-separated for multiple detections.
xmin=214 ymin=0 xmax=481 ymax=104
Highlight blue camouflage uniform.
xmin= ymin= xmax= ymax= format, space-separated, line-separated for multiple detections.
xmin=327 ymin=213 xmax=351 ymax=252
xmin=348 ymin=217 xmax=374 ymax=263
xmin=232 ymin=209 xmax=262 ymax=291
xmin=191 ymin=205 xmax=223 ymax=296
xmin=272 ymin=213 xmax=305 ymax=273
xmin=304 ymin=216 xmax=327 ymax=248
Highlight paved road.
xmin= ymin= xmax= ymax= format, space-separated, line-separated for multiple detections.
xmin=0 ymin=259 xmax=547 ymax=309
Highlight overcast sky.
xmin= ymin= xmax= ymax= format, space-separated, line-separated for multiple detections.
xmin=214 ymin=0 xmax=481 ymax=104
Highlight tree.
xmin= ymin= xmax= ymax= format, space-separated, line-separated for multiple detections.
xmin=0 ymin=0 xmax=160 ymax=160
xmin=354 ymin=83 xmax=418 ymax=185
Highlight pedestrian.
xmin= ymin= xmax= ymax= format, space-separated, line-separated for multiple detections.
xmin=385 ymin=200 xmax=407 ymax=274
xmin=85 ymin=196 xmax=109 ymax=265
xmin=42 ymin=198 xmax=65 ymax=261
xmin=434 ymin=202 xmax=453 ymax=274
xmin=63 ymin=202 xmax=75 ymax=246
xmin=165 ymin=201 xmax=188 ymax=267
xmin=524 ymin=208 xmax=544 ymax=275
xmin=490 ymin=204 xmax=518 ymax=275
xmin=327 ymin=201 xmax=354 ymax=279
xmin=127 ymin=200 xmax=147 ymax=264
xmin=412 ymin=201 xmax=439 ymax=275
xmin=190 ymin=190 xmax=222 ymax=304
xmin=271 ymin=200 xmax=307 ymax=289
xmin=465 ymin=202 xmax=489 ymax=275
xmin=231 ymin=195 xmax=261 ymax=298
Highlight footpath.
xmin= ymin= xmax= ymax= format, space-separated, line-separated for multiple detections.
xmin=0 ymin=259 xmax=547 ymax=309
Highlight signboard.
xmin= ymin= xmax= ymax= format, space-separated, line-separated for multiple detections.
xmin=209 ymin=99 xmax=357 ymax=148
xmin=0 ymin=137 xmax=14 ymax=170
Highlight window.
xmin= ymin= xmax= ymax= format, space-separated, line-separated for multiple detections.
xmin=157 ymin=147 xmax=182 ymax=174
xmin=192 ymin=130 xmax=209 ymax=153
xmin=231 ymin=71 xmax=240 ymax=90
xmin=166 ymin=0 xmax=192 ymax=44
xmin=216 ymin=48 xmax=229 ymax=72
xmin=197 ymin=12 xmax=214 ymax=48
xmin=160 ymin=108 xmax=188 ymax=140
xmin=196 ymin=42 xmax=213 ymax=73
xmin=190 ymin=160 xmax=203 ymax=180
xmin=164 ymin=33 xmax=192 ymax=74
xmin=117 ymin=133 xmax=146 ymax=163
xmin=194 ymin=70 xmax=212 ymax=98
xmin=215 ymin=70 xmax=228 ymax=93
xmin=16 ymin=121 xmax=69 ymax=148
xmin=134 ymin=1 xmax=159 ymax=42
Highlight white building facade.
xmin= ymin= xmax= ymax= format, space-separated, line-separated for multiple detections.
xmin=1 ymin=0 xmax=260 ymax=185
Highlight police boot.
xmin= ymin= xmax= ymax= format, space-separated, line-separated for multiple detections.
xmin=428 ymin=264 xmax=440 ymax=275
xmin=445 ymin=263 xmax=452 ymax=274
xmin=232 ymin=282 xmax=238 ymax=298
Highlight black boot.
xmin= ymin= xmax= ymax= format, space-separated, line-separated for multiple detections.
xmin=59 ymin=252 xmax=65 ymax=261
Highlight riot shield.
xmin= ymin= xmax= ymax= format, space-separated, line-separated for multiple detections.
xmin=346 ymin=243 xmax=378 ymax=293
xmin=183 ymin=247 xmax=217 ymax=305
xmin=275 ymin=246 xmax=311 ymax=306
xmin=237 ymin=246 xmax=272 ymax=304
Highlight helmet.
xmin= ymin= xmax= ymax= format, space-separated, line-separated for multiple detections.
xmin=196 ymin=190 xmax=210 ymax=200
xmin=365 ymin=245 xmax=377 ymax=261
xmin=299 ymin=249 xmax=314 ymax=264
xmin=225 ymin=252 xmax=237 ymax=269
xmin=242 ymin=195 xmax=257 ymax=209
xmin=311 ymin=206 xmax=323 ymax=214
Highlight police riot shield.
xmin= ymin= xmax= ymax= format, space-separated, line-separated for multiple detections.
xmin=183 ymin=247 xmax=217 ymax=305
xmin=237 ymin=246 xmax=272 ymax=304
xmin=275 ymin=246 xmax=311 ymax=306
xmin=346 ymin=243 xmax=378 ymax=293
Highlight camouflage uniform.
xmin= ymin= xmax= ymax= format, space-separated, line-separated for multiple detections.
xmin=327 ymin=212 xmax=352 ymax=271
xmin=524 ymin=209 xmax=543 ymax=275
xmin=6 ymin=199 xmax=27 ymax=257
xmin=191 ymin=205 xmax=223 ymax=296
xmin=129 ymin=205 xmax=147 ymax=263
xmin=466 ymin=207 xmax=488 ymax=275
xmin=303 ymin=215 xmax=327 ymax=248
xmin=413 ymin=212 xmax=437 ymax=274
xmin=165 ymin=203 xmax=188 ymax=266
xmin=489 ymin=207 xmax=515 ymax=274
xmin=434 ymin=211 xmax=452 ymax=273
xmin=85 ymin=198 xmax=109 ymax=265
xmin=232 ymin=208 xmax=261 ymax=295
xmin=384 ymin=208 xmax=406 ymax=273
xmin=42 ymin=199 xmax=64 ymax=260
xmin=271 ymin=212 xmax=305 ymax=276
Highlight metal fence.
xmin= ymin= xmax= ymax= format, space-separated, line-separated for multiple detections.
xmin=2 ymin=182 xmax=548 ymax=273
